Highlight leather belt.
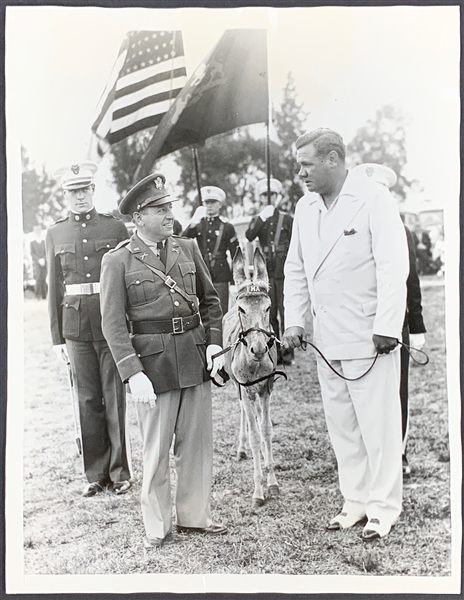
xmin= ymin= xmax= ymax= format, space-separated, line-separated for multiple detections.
xmin=132 ymin=313 xmax=200 ymax=335
xmin=65 ymin=282 xmax=100 ymax=295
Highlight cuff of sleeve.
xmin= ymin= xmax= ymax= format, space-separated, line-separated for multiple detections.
xmin=118 ymin=354 xmax=145 ymax=384
xmin=207 ymin=327 xmax=222 ymax=347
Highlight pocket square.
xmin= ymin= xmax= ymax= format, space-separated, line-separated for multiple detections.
xmin=343 ymin=228 xmax=357 ymax=236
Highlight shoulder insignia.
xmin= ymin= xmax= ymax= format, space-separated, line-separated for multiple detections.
xmin=108 ymin=239 xmax=131 ymax=253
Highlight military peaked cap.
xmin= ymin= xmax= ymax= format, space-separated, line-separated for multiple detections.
xmin=200 ymin=186 xmax=226 ymax=203
xmin=54 ymin=161 xmax=98 ymax=190
xmin=256 ymin=178 xmax=282 ymax=196
xmin=118 ymin=172 xmax=178 ymax=215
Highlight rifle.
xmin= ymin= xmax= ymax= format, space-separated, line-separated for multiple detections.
xmin=65 ymin=359 xmax=82 ymax=456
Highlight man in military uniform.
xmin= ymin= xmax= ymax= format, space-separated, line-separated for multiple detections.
xmin=30 ymin=225 xmax=47 ymax=299
xmin=46 ymin=162 xmax=131 ymax=497
xmin=100 ymin=173 xmax=227 ymax=549
xmin=246 ymin=177 xmax=294 ymax=365
xmin=183 ymin=186 xmax=239 ymax=314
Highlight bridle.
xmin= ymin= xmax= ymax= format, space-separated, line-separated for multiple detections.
xmin=212 ymin=282 xmax=288 ymax=387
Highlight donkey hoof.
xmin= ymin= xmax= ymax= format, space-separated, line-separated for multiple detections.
xmin=237 ymin=451 xmax=247 ymax=462
xmin=268 ymin=485 xmax=280 ymax=497
xmin=251 ymin=497 xmax=265 ymax=510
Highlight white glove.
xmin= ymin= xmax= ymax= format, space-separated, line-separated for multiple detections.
xmin=128 ymin=372 xmax=157 ymax=408
xmin=259 ymin=205 xmax=275 ymax=221
xmin=190 ymin=206 xmax=206 ymax=226
xmin=38 ymin=258 xmax=46 ymax=267
xmin=53 ymin=344 xmax=69 ymax=363
xmin=206 ymin=344 xmax=225 ymax=379
xmin=409 ymin=333 xmax=425 ymax=350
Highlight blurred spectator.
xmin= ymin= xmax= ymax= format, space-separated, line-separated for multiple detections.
xmin=30 ymin=225 xmax=47 ymax=299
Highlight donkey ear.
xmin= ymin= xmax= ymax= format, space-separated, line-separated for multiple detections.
xmin=253 ymin=247 xmax=269 ymax=287
xmin=232 ymin=246 xmax=247 ymax=287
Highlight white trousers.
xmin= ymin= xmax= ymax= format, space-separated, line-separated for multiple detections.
xmin=135 ymin=381 xmax=213 ymax=540
xmin=316 ymin=350 xmax=403 ymax=529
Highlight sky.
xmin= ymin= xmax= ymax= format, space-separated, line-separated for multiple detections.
xmin=5 ymin=4 xmax=460 ymax=214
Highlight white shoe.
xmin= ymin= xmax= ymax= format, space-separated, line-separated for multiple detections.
xmin=362 ymin=518 xmax=392 ymax=540
xmin=327 ymin=511 xmax=366 ymax=530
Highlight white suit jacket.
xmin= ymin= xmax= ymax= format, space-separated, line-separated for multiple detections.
xmin=284 ymin=170 xmax=409 ymax=360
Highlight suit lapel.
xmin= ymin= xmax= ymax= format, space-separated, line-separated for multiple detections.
xmin=314 ymin=195 xmax=365 ymax=277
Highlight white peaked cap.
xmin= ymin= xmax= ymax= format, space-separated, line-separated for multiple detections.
xmin=54 ymin=161 xmax=98 ymax=190
xmin=352 ymin=163 xmax=397 ymax=189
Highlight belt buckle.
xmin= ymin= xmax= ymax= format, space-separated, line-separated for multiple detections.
xmin=172 ymin=317 xmax=184 ymax=334
xmin=164 ymin=276 xmax=176 ymax=289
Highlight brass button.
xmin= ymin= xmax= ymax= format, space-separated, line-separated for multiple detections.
xmin=174 ymin=301 xmax=180 ymax=307
xmin=86 ymin=273 xmax=91 ymax=278
xmin=81 ymin=223 xmax=86 ymax=228
xmin=135 ymin=280 xmax=140 ymax=284
xmin=83 ymin=239 xmax=87 ymax=243
xmin=170 ymin=289 xmax=175 ymax=293
xmin=84 ymin=256 xmax=88 ymax=261
xmin=74 ymin=215 xmax=79 ymax=221
xmin=86 ymin=214 xmax=90 ymax=220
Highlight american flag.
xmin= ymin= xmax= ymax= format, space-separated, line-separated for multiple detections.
xmin=92 ymin=31 xmax=187 ymax=152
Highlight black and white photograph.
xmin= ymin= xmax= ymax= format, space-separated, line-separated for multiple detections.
xmin=5 ymin=3 xmax=461 ymax=595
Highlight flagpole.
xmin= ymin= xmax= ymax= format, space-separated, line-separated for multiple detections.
xmin=192 ymin=146 xmax=203 ymax=205
xmin=265 ymin=119 xmax=271 ymax=205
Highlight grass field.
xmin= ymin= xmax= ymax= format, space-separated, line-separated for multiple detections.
xmin=20 ymin=280 xmax=452 ymax=577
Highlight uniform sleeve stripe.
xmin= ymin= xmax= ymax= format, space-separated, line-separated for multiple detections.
xmin=117 ymin=353 xmax=137 ymax=366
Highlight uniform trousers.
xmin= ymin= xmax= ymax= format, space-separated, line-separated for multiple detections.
xmin=66 ymin=339 xmax=131 ymax=485
xmin=400 ymin=324 xmax=410 ymax=455
xmin=33 ymin=264 xmax=47 ymax=299
xmin=315 ymin=350 xmax=403 ymax=533
xmin=269 ymin=277 xmax=294 ymax=363
xmin=214 ymin=281 xmax=229 ymax=315
xmin=135 ymin=381 xmax=213 ymax=540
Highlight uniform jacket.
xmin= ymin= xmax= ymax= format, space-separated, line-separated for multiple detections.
xmin=100 ymin=233 xmax=223 ymax=394
xmin=245 ymin=209 xmax=293 ymax=279
xmin=405 ymin=226 xmax=426 ymax=334
xmin=284 ymin=170 xmax=409 ymax=360
xmin=45 ymin=208 xmax=129 ymax=345
xmin=183 ymin=216 xmax=238 ymax=283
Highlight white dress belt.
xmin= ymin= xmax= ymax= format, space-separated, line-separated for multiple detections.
xmin=65 ymin=282 xmax=101 ymax=295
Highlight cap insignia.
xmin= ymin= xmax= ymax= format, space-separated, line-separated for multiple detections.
xmin=154 ymin=176 xmax=163 ymax=189
xmin=71 ymin=164 xmax=80 ymax=175
xmin=365 ymin=166 xmax=374 ymax=177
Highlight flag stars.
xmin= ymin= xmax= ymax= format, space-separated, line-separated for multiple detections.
xmin=170 ymin=51 xmax=176 ymax=57
xmin=162 ymin=42 xmax=167 ymax=47
xmin=163 ymin=53 xmax=169 ymax=59
xmin=155 ymin=45 xmax=159 ymax=50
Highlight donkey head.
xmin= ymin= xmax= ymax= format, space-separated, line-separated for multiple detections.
xmin=232 ymin=247 xmax=272 ymax=362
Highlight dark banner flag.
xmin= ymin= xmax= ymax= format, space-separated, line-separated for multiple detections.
xmin=135 ymin=29 xmax=268 ymax=179
xmin=92 ymin=30 xmax=187 ymax=154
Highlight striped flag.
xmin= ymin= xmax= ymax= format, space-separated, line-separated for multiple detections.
xmin=92 ymin=30 xmax=187 ymax=153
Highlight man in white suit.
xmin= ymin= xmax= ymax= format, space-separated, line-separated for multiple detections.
xmin=283 ymin=129 xmax=409 ymax=541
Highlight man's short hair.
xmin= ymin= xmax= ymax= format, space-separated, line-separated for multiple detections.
xmin=295 ymin=128 xmax=346 ymax=161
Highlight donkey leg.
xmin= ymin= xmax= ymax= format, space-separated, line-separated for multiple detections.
xmin=261 ymin=391 xmax=279 ymax=497
xmin=242 ymin=391 xmax=265 ymax=509
xmin=237 ymin=399 xmax=247 ymax=461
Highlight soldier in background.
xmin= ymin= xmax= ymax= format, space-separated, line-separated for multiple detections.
xmin=183 ymin=186 xmax=239 ymax=314
xmin=46 ymin=162 xmax=131 ymax=498
xmin=30 ymin=224 xmax=47 ymax=299
xmin=246 ymin=178 xmax=294 ymax=365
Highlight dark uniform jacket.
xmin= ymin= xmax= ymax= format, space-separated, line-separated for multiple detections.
xmin=245 ymin=209 xmax=293 ymax=279
xmin=100 ymin=233 xmax=222 ymax=395
xmin=183 ymin=216 xmax=238 ymax=283
xmin=45 ymin=208 xmax=129 ymax=345
xmin=404 ymin=226 xmax=426 ymax=334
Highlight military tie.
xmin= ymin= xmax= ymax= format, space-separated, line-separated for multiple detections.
xmin=157 ymin=241 xmax=167 ymax=266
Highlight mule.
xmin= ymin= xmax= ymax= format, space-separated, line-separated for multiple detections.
xmin=223 ymin=247 xmax=281 ymax=509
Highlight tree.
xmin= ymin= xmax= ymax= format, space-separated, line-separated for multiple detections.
xmin=346 ymin=104 xmax=414 ymax=200
xmin=21 ymin=147 xmax=64 ymax=232
xmin=272 ymin=72 xmax=309 ymax=210
xmin=108 ymin=128 xmax=156 ymax=197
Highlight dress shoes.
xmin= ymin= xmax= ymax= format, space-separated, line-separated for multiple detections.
xmin=176 ymin=523 xmax=228 ymax=535
xmin=362 ymin=518 xmax=392 ymax=541
xmin=326 ymin=511 xmax=367 ymax=531
xmin=82 ymin=482 xmax=105 ymax=497
xmin=111 ymin=480 xmax=131 ymax=495
xmin=402 ymin=455 xmax=411 ymax=478
xmin=144 ymin=531 xmax=172 ymax=550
